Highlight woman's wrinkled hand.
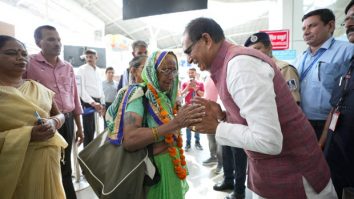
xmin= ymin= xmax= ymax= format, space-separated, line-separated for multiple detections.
xmin=173 ymin=103 xmax=205 ymax=128
xmin=30 ymin=119 xmax=56 ymax=142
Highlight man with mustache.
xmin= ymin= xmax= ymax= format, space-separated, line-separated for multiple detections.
xmin=24 ymin=25 xmax=84 ymax=199
xmin=294 ymin=8 xmax=354 ymax=140
xmin=77 ymin=49 xmax=105 ymax=147
xmin=319 ymin=1 xmax=354 ymax=198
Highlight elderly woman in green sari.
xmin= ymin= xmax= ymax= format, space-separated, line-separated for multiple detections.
xmin=107 ymin=51 xmax=204 ymax=198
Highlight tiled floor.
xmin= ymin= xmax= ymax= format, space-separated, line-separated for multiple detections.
xmin=73 ymin=133 xmax=252 ymax=199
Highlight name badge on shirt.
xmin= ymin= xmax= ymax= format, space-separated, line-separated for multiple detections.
xmin=339 ymin=76 xmax=343 ymax=86
xmin=329 ymin=111 xmax=340 ymax=132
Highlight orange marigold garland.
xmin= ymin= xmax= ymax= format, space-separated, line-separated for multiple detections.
xmin=147 ymin=83 xmax=187 ymax=180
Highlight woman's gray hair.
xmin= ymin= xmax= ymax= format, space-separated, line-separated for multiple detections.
xmin=128 ymin=55 xmax=147 ymax=84
xmin=129 ymin=55 xmax=148 ymax=69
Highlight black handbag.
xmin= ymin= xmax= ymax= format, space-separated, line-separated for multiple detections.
xmin=343 ymin=187 xmax=354 ymax=199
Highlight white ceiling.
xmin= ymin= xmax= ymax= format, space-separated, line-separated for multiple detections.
xmin=1 ymin=0 xmax=349 ymax=49
xmin=71 ymin=0 xmax=271 ymax=49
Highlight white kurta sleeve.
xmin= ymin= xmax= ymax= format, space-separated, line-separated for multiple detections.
xmin=215 ymin=55 xmax=283 ymax=155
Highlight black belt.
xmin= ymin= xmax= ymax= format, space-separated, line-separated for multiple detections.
xmin=80 ymin=97 xmax=101 ymax=109
xmin=309 ymin=120 xmax=326 ymax=126
xmin=92 ymin=97 xmax=101 ymax=102
xmin=63 ymin=112 xmax=72 ymax=119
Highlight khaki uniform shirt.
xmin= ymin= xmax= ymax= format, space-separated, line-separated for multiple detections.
xmin=273 ymin=58 xmax=301 ymax=103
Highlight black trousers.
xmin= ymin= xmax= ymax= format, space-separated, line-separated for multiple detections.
xmin=82 ymin=98 xmax=100 ymax=147
xmin=222 ymin=145 xmax=247 ymax=195
xmin=309 ymin=120 xmax=326 ymax=140
xmin=58 ymin=113 xmax=77 ymax=199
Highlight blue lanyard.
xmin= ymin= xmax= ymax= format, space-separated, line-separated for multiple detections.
xmin=300 ymin=39 xmax=335 ymax=81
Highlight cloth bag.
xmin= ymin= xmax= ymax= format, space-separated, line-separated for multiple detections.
xmin=78 ymin=129 xmax=154 ymax=199
xmin=78 ymin=85 xmax=159 ymax=199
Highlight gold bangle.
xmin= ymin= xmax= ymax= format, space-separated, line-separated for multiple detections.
xmin=151 ymin=127 xmax=159 ymax=142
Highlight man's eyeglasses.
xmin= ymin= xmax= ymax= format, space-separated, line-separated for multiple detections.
xmin=341 ymin=15 xmax=354 ymax=27
xmin=158 ymin=68 xmax=178 ymax=77
xmin=183 ymin=36 xmax=202 ymax=55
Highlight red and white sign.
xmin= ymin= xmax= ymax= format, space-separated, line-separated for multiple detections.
xmin=262 ymin=29 xmax=290 ymax=50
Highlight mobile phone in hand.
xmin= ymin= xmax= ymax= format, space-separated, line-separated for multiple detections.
xmin=34 ymin=111 xmax=43 ymax=125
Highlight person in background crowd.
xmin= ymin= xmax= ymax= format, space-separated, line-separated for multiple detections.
xmin=0 ymin=35 xmax=67 ymax=199
xmin=319 ymin=1 xmax=354 ymax=198
xmin=244 ymin=32 xmax=300 ymax=104
xmin=77 ymin=49 xmax=105 ymax=147
xmin=180 ymin=68 xmax=204 ymax=151
xmin=103 ymin=67 xmax=118 ymax=109
xmin=202 ymin=76 xmax=222 ymax=171
xmin=183 ymin=17 xmax=337 ymax=199
xmin=213 ymin=144 xmax=247 ymax=199
xmin=128 ymin=55 xmax=148 ymax=84
xmin=294 ymin=8 xmax=354 ymax=139
xmin=107 ymin=51 xmax=205 ymax=199
xmin=105 ymin=56 xmax=147 ymax=145
xmin=24 ymin=25 xmax=83 ymax=199
xmin=102 ymin=67 xmax=118 ymax=128
xmin=131 ymin=40 xmax=148 ymax=57
xmin=106 ymin=56 xmax=147 ymax=134
xmin=117 ymin=40 xmax=148 ymax=90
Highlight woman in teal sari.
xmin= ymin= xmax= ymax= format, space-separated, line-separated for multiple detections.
xmin=107 ymin=51 xmax=204 ymax=198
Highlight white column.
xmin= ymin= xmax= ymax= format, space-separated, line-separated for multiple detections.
xmin=268 ymin=0 xmax=307 ymax=57
xmin=290 ymin=0 xmax=307 ymax=54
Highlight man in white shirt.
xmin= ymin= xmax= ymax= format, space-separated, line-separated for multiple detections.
xmin=182 ymin=17 xmax=337 ymax=199
xmin=77 ymin=49 xmax=105 ymax=147
xmin=117 ymin=40 xmax=148 ymax=90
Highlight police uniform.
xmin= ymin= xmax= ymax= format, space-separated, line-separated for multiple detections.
xmin=274 ymin=58 xmax=301 ymax=103
xmin=244 ymin=32 xmax=301 ymax=104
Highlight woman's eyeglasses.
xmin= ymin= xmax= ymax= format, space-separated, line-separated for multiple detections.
xmin=158 ymin=68 xmax=178 ymax=77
